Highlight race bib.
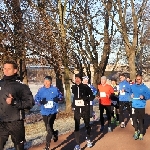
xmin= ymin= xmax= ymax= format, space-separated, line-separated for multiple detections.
xmin=44 ymin=101 xmax=53 ymax=108
xmin=132 ymin=108 xmax=135 ymax=114
xmin=111 ymin=101 xmax=117 ymax=105
xmin=120 ymin=90 xmax=125 ymax=95
xmin=75 ymin=99 xmax=85 ymax=106
xmin=100 ymin=92 xmax=106 ymax=97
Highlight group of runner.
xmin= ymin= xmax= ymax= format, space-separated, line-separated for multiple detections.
xmin=72 ymin=73 xmax=150 ymax=150
xmin=1 ymin=61 xmax=150 ymax=150
xmin=35 ymin=72 xmax=150 ymax=150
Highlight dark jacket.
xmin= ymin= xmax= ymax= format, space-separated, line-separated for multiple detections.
xmin=71 ymin=83 xmax=94 ymax=112
xmin=0 ymin=75 xmax=34 ymax=122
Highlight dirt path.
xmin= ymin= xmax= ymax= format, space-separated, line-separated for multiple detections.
xmin=29 ymin=101 xmax=150 ymax=150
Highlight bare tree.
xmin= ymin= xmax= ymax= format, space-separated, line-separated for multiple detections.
xmin=102 ymin=0 xmax=149 ymax=80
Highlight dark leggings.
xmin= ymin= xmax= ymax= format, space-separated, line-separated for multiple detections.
xmin=132 ymin=108 xmax=145 ymax=134
xmin=119 ymin=101 xmax=132 ymax=123
xmin=74 ymin=111 xmax=91 ymax=144
xmin=99 ymin=104 xmax=111 ymax=127
xmin=43 ymin=114 xmax=56 ymax=146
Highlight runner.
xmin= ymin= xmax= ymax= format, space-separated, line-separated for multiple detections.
xmin=97 ymin=76 xmax=114 ymax=132
xmin=82 ymin=76 xmax=98 ymax=121
xmin=131 ymin=74 xmax=150 ymax=140
xmin=119 ymin=73 xmax=132 ymax=128
xmin=110 ymin=78 xmax=120 ymax=126
xmin=71 ymin=73 xmax=94 ymax=150
xmin=34 ymin=76 xmax=63 ymax=150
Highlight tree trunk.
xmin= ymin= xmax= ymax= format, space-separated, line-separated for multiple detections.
xmin=127 ymin=48 xmax=136 ymax=81
xmin=11 ymin=0 xmax=27 ymax=84
xmin=94 ymin=0 xmax=112 ymax=86
xmin=64 ymin=67 xmax=71 ymax=112
xmin=55 ymin=69 xmax=64 ymax=98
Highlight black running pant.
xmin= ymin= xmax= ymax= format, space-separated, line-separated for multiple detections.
xmin=74 ymin=110 xmax=91 ymax=143
xmin=0 ymin=120 xmax=25 ymax=150
xmin=99 ymin=104 xmax=111 ymax=127
xmin=119 ymin=101 xmax=132 ymax=123
xmin=132 ymin=108 xmax=145 ymax=134
xmin=43 ymin=114 xmax=56 ymax=146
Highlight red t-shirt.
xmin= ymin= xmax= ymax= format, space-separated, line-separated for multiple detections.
xmin=98 ymin=84 xmax=114 ymax=105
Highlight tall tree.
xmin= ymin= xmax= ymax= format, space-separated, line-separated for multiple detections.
xmin=102 ymin=0 xmax=149 ymax=80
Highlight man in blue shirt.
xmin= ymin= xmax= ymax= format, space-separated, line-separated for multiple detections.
xmin=34 ymin=76 xmax=63 ymax=150
xmin=119 ymin=73 xmax=132 ymax=128
xmin=131 ymin=74 xmax=150 ymax=140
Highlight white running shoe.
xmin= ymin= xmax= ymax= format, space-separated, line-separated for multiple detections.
xmin=130 ymin=118 xmax=133 ymax=126
xmin=87 ymin=140 xmax=92 ymax=148
xmin=74 ymin=145 xmax=81 ymax=150
xmin=120 ymin=122 xmax=125 ymax=128
xmin=108 ymin=127 xmax=112 ymax=132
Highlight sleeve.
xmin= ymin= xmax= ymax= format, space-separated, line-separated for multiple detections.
xmin=110 ymin=86 xmax=114 ymax=94
xmin=87 ymin=86 xmax=95 ymax=101
xmin=53 ymin=88 xmax=64 ymax=103
xmin=71 ymin=84 xmax=76 ymax=94
xmin=15 ymin=84 xmax=35 ymax=109
xmin=34 ymin=88 xmax=42 ymax=105
xmin=57 ymin=88 xmax=64 ymax=100
xmin=90 ymin=85 xmax=97 ymax=96
xmin=143 ymin=86 xmax=150 ymax=100
xmin=125 ymin=82 xmax=131 ymax=93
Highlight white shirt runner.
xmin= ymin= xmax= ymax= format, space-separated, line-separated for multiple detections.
xmin=44 ymin=101 xmax=53 ymax=108
xmin=75 ymin=99 xmax=85 ymax=106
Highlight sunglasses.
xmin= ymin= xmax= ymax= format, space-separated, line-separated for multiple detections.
xmin=136 ymin=79 xmax=141 ymax=80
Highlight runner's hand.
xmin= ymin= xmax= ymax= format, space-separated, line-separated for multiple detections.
xmin=131 ymin=94 xmax=134 ymax=98
xmin=140 ymin=95 xmax=144 ymax=99
xmin=6 ymin=94 xmax=13 ymax=105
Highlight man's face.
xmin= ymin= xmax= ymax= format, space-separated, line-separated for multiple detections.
xmin=111 ymin=80 xmax=116 ymax=86
xmin=119 ymin=76 xmax=125 ymax=82
xmin=3 ymin=63 xmax=17 ymax=76
xmin=44 ymin=79 xmax=51 ymax=88
xmin=126 ymin=77 xmax=130 ymax=82
xmin=75 ymin=77 xmax=81 ymax=85
xmin=101 ymin=78 xmax=107 ymax=85
xmin=82 ymin=78 xmax=88 ymax=84
xmin=136 ymin=76 xmax=142 ymax=84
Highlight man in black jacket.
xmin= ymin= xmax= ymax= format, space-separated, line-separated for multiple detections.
xmin=71 ymin=74 xmax=95 ymax=150
xmin=0 ymin=61 xmax=34 ymax=150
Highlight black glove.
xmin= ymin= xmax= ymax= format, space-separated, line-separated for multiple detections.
xmin=53 ymin=97 xmax=59 ymax=103
xmin=39 ymin=98 xmax=47 ymax=105
xmin=11 ymin=98 xmax=17 ymax=106
xmin=109 ymin=93 xmax=115 ymax=99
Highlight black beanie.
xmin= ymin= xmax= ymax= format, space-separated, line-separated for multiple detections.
xmin=75 ymin=73 xmax=82 ymax=80
xmin=44 ymin=76 xmax=52 ymax=81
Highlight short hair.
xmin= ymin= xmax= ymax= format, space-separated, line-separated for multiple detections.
xmin=136 ymin=74 xmax=142 ymax=77
xmin=111 ymin=78 xmax=117 ymax=82
xmin=119 ymin=73 xmax=125 ymax=77
xmin=3 ymin=61 xmax=18 ymax=69
xmin=101 ymin=76 xmax=107 ymax=80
